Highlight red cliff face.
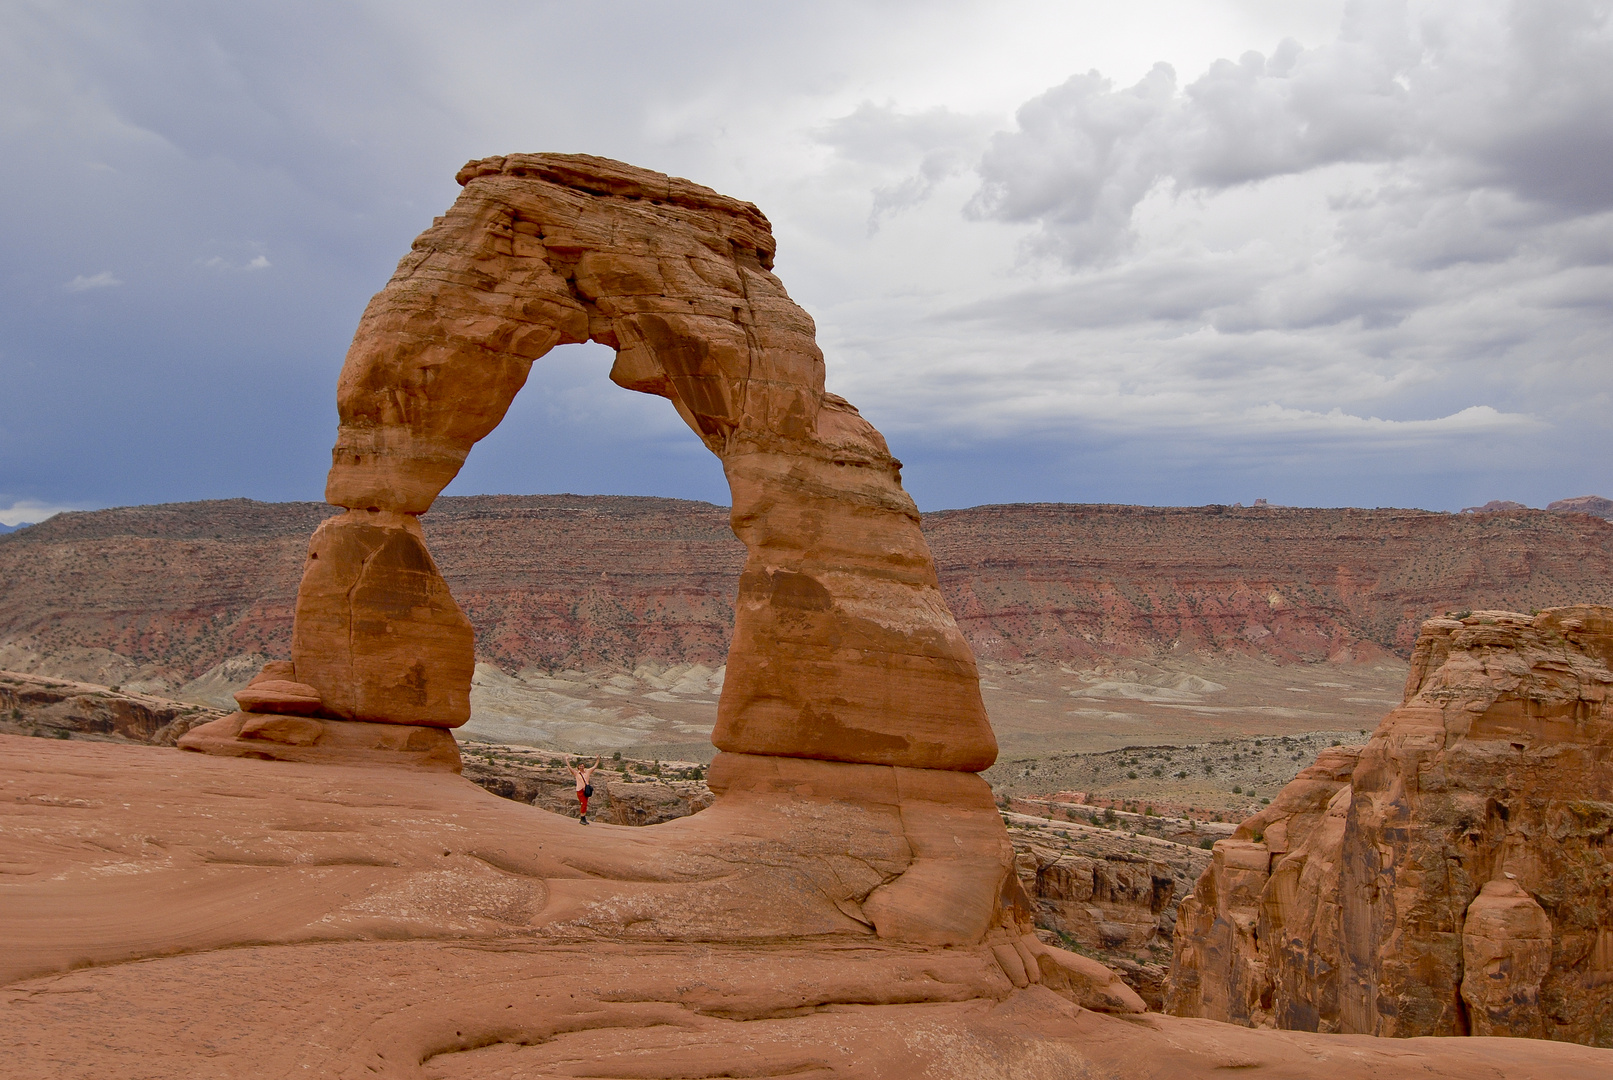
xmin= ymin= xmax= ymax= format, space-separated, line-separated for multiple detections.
xmin=1167 ymin=606 xmax=1613 ymax=1047
xmin=3 ymin=500 xmax=1612 ymax=690
xmin=924 ymin=504 xmax=1613 ymax=664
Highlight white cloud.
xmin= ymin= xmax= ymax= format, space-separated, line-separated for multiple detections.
xmin=64 ymin=270 xmax=120 ymax=291
xmin=795 ymin=0 xmax=1612 ymax=506
xmin=964 ymin=0 xmax=1613 ymax=262
xmin=0 ymin=500 xmax=79 ymax=527
xmin=817 ymin=102 xmax=1000 ymax=233
xmin=199 ymin=252 xmax=271 ymax=271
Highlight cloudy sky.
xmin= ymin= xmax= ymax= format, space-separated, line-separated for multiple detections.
xmin=2 ymin=0 xmax=1609 ymax=523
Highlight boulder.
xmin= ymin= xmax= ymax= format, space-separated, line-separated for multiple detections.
xmin=1461 ymin=877 xmax=1553 ymax=1038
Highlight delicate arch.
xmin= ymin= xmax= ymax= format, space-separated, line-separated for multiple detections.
xmin=290 ymin=154 xmax=997 ymax=772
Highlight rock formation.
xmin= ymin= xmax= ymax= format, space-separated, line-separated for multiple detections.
xmin=186 ymin=153 xmax=994 ymax=773
xmin=1550 ymin=495 xmax=1613 ymax=521
xmin=1018 ymin=845 xmax=1176 ymax=951
xmin=178 ymin=154 xmax=1024 ymax=957
xmin=1167 ymin=606 xmax=1613 ymax=1046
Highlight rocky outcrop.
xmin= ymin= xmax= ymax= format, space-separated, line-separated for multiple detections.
xmin=1167 ymin=606 xmax=1613 ymax=1046
xmin=1018 ymin=845 xmax=1175 ymax=950
xmin=0 ymin=669 xmax=222 ymax=745
xmin=1549 ymin=495 xmax=1613 ymax=521
xmin=6 ymin=499 xmax=1613 ymax=689
xmin=1461 ymin=877 xmax=1555 ymax=1038
xmin=261 ymin=152 xmax=995 ymax=772
xmin=598 ymin=776 xmax=716 ymax=825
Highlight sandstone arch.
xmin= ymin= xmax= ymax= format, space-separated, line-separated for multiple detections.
xmin=178 ymin=154 xmax=1028 ymax=951
xmin=288 ymin=153 xmax=997 ymax=772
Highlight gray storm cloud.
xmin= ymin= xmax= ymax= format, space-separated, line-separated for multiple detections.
xmin=967 ymin=0 xmax=1613 ymax=261
xmin=811 ymin=0 xmax=1611 ymax=508
xmin=1 ymin=0 xmax=1608 ymax=517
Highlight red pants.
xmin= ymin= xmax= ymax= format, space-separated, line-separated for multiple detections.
xmin=577 ymin=791 xmax=589 ymax=815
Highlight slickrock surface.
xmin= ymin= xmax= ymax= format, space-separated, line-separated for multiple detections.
xmin=1167 ymin=606 xmax=1613 ymax=1046
xmin=5 ymin=499 xmax=1613 ymax=692
xmin=5 ymin=736 xmax=1611 ymax=1079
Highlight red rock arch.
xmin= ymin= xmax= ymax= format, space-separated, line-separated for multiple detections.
xmin=289 ymin=154 xmax=998 ymax=772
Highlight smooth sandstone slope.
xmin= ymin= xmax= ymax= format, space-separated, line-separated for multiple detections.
xmin=3 ymin=735 xmax=1609 ymax=1079
xmin=1167 ymin=606 xmax=1613 ymax=1046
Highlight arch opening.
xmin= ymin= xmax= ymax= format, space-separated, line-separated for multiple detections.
xmin=439 ymin=341 xmax=727 ymax=505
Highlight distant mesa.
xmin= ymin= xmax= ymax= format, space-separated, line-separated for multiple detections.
xmin=1460 ymin=496 xmax=1613 ymax=519
xmin=1548 ymin=494 xmax=1613 ymax=520
xmin=0 ymin=522 xmax=32 ymax=535
xmin=7 ymin=496 xmax=1613 ymax=691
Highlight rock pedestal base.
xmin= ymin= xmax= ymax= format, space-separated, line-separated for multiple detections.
xmin=177 ymin=712 xmax=462 ymax=772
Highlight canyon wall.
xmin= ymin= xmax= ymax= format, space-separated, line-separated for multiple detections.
xmin=3 ymin=498 xmax=1612 ymax=691
xmin=1167 ymin=606 xmax=1613 ymax=1046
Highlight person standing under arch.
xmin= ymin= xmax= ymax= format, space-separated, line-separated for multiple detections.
xmin=569 ymin=756 xmax=601 ymax=824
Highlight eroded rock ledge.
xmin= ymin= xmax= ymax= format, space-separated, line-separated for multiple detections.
xmin=1168 ymin=606 xmax=1613 ymax=1046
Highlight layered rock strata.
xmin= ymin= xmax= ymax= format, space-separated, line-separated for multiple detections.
xmin=8 ymin=496 xmax=1613 ymax=685
xmin=0 ymin=669 xmax=222 ymax=745
xmin=1167 ymin=606 xmax=1613 ymax=1046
